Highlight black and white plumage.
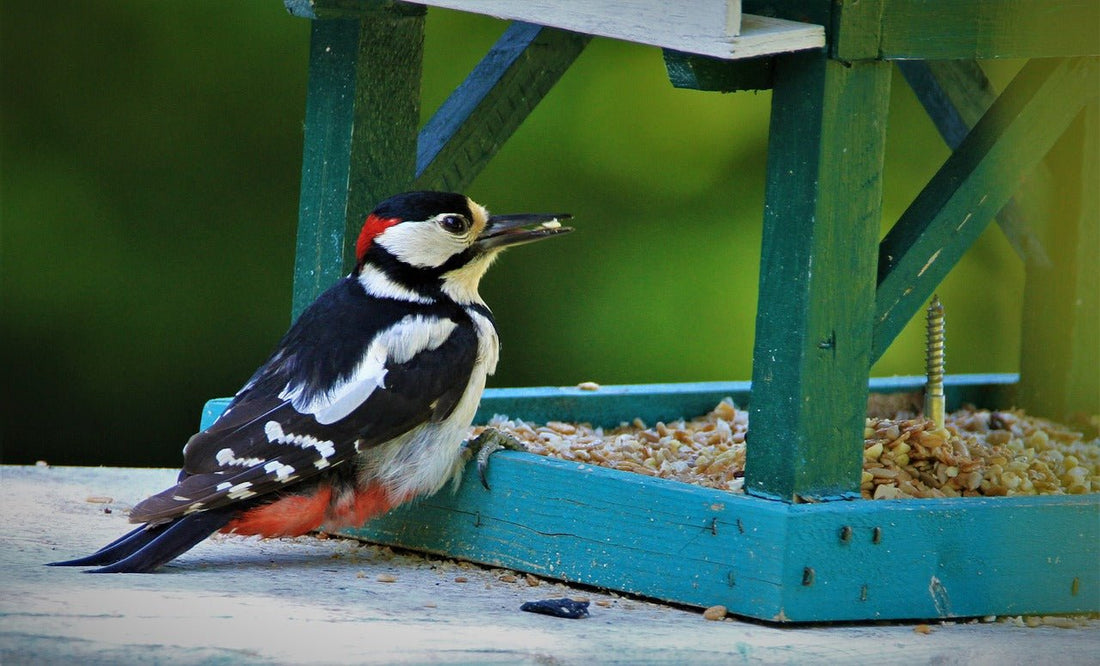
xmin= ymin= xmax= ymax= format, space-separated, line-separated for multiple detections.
xmin=50 ymin=191 xmax=572 ymax=573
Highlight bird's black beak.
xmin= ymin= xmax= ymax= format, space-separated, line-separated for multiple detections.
xmin=477 ymin=213 xmax=574 ymax=251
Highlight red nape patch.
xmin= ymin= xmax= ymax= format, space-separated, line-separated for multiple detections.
xmin=355 ymin=214 xmax=400 ymax=263
xmin=222 ymin=486 xmax=333 ymax=537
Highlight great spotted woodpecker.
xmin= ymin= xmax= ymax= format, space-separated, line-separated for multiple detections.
xmin=50 ymin=191 xmax=572 ymax=573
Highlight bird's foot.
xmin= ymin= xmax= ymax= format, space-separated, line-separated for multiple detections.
xmin=463 ymin=428 xmax=527 ymax=489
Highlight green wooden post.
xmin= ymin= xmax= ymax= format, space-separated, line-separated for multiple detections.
xmin=747 ymin=51 xmax=892 ymax=502
xmin=289 ymin=2 xmax=426 ymax=319
xmin=1018 ymin=102 xmax=1100 ymax=420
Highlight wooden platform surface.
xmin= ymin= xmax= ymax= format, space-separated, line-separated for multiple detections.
xmin=3 ymin=464 xmax=1097 ymax=664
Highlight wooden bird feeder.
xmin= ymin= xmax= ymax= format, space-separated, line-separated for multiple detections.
xmin=205 ymin=0 xmax=1099 ymax=622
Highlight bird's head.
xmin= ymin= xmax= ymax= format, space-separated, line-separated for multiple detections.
xmin=354 ymin=191 xmax=572 ymax=304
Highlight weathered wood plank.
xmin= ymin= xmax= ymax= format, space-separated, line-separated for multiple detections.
xmin=781 ymin=494 xmax=1099 ymax=620
xmin=405 ymin=0 xmax=824 ymax=60
xmin=12 ymin=466 xmax=1099 ymax=658
xmin=898 ymin=60 xmax=1051 ymax=266
xmin=748 ymin=51 xmax=891 ymax=502
xmin=1018 ymin=102 xmax=1100 ymax=420
xmin=414 ymin=23 xmax=589 ymax=193
xmin=290 ymin=5 xmax=425 ymax=319
xmin=874 ymin=57 xmax=1098 ymax=363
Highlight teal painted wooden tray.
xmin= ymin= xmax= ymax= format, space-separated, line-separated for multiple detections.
xmin=201 ymin=375 xmax=1098 ymax=623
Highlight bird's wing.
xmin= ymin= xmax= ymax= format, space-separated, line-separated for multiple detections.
xmin=129 ymin=310 xmax=479 ymax=524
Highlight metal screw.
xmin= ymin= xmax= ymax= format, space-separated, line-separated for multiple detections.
xmin=802 ymin=567 xmax=815 ymax=586
xmin=924 ymin=295 xmax=946 ymax=429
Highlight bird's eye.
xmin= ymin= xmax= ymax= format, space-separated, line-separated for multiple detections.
xmin=438 ymin=214 xmax=470 ymax=235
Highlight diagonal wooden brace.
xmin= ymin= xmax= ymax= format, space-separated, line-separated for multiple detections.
xmin=898 ymin=60 xmax=1052 ymax=267
xmin=873 ymin=57 xmax=1098 ymax=363
xmin=414 ymin=22 xmax=589 ymax=193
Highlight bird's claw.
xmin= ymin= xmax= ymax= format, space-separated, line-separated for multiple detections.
xmin=464 ymin=428 xmax=526 ymax=489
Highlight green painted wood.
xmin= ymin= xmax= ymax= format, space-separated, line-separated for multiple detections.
xmin=1018 ymin=102 xmax=1100 ymax=420
xmin=748 ymin=0 xmax=1099 ymax=60
xmin=831 ymin=0 xmax=885 ymax=61
xmin=349 ymin=453 xmax=792 ymax=618
xmin=874 ymin=57 xmax=1098 ymax=363
xmin=199 ymin=374 xmax=1021 ymax=431
xmin=199 ymin=374 xmax=1097 ymax=623
xmin=877 ymin=0 xmax=1100 ymax=60
xmin=414 ymin=22 xmax=589 ymax=193
xmin=332 ymin=450 xmax=1098 ymax=622
xmin=780 ymin=494 xmax=1098 ymax=620
xmin=662 ymin=51 xmax=774 ymax=92
xmin=898 ymin=60 xmax=1050 ymax=266
xmin=290 ymin=4 xmax=425 ymax=319
xmin=748 ymin=52 xmax=891 ymax=502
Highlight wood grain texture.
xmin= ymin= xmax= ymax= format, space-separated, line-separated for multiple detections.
xmin=831 ymin=0 xmax=885 ymax=60
xmin=291 ymin=6 xmax=425 ymax=319
xmin=749 ymin=51 xmax=891 ymax=502
xmin=405 ymin=0 xmax=824 ymax=60
xmin=343 ymin=452 xmax=1099 ymax=622
xmin=874 ymin=57 xmax=1098 ymax=363
xmin=878 ymin=0 xmax=1100 ymax=60
xmin=12 ymin=465 xmax=1099 ymax=659
xmin=414 ymin=23 xmax=589 ymax=193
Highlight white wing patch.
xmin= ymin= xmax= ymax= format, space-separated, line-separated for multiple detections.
xmin=279 ymin=315 xmax=459 ymax=426
xmin=215 ymin=447 xmax=266 ymax=468
xmin=263 ymin=459 xmax=298 ymax=482
xmin=264 ymin=421 xmax=337 ymax=469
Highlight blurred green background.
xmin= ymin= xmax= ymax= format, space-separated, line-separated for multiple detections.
xmin=2 ymin=2 xmax=1026 ymax=467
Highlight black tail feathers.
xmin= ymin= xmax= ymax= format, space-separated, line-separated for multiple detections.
xmin=48 ymin=509 xmax=234 ymax=573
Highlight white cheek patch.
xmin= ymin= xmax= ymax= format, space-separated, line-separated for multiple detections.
xmin=282 ymin=315 xmax=458 ymax=426
xmin=376 ymin=220 xmax=468 ymax=268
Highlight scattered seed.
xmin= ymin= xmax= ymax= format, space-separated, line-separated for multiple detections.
xmin=376 ymin=574 xmax=397 ymax=583
xmin=454 ymin=576 xmax=468 ymax=583
xmin=473 ymin=401 xmax=1097 ymax=501
xmin=703 ymin=605 xmax=728 ymax=621
xmin=913 ymin=624 xmax=932 ymax=634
